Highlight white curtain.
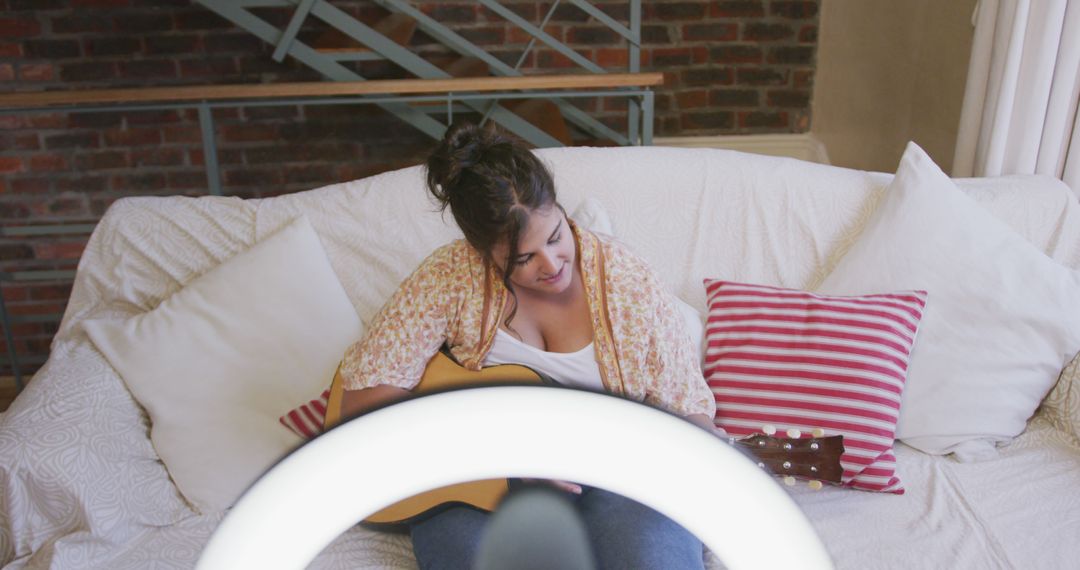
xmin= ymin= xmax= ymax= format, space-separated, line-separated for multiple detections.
xmin=953 ymin=0 xmax=1080 ymax=193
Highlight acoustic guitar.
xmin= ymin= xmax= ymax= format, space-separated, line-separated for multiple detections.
xmin=324 ymin=352 xmax=844 ymax=527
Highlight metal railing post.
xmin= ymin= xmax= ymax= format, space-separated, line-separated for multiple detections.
xmin=197 ymin=103 xmax=223 ymax=196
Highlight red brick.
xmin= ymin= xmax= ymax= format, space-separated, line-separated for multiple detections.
xmin=736 ymin=67 xmax=788 ymax=86
xmin=11 ymin=178 xmax=49 ymax=194
xmin=45 ymin=132 xmax=100 ymax=150
xmin=51 ymin=15 xmax=112 ymax=34
xmin=711 ymin=89 xmax=759 ymax=107
xmin=771 ymin=1 xmax=819 ymax=19
xmin=60 ymin=62 xmax=117 ymax=82
xmin=74 ymin=151 xmax=129 ymax=170
xmin=114 ymin=13 xmax=173 ymax=34
xmin=799 ymin=25 xmax=818 ymax=43
xmin=175 ymin=11 xmax=233 ymax=31
xmin=0 ymin=157 xmax=22 ymax=173
xmin=681 ymin=68 xmax=734 ymax=86
xmin=24 ymin=39 xmax=81 ymax=59
xmin=537 ymin=50 xmax=577 ymax=69
xmin=768 ymin=46 xmax=815 ymax=65
xmin=104 ymin=128 xmax=162 ymax=147
xmin=167 ymin=170 xmax=206 ymax=190
xmin=651 ymin=47 xmax=696 ymax=67
xmin=0 ymin=64 xmax=13 ymax=81
xmin=44 ymin=196 xmax=90 ymax=217
xmin=126 ymin=110 xmax=182 ymax=125
xmin=111 ymin=172 xmax=167 ymax=192
xmin=459 ymin=26 xmax=506 ymax=46
xmin=595 ymin=48 xmax=629 ymax=68
xmin=676 ymin=90 xmax=710 ymax=109
xmin=743 ymin=22 xmax=794 ymax=41
xmin=681 ymin=111 xmax=735 ymax=130
xmin=163 ymin=126 xmax=201 ymax=143
xmin=794 ymin=70 xmax=814 ymax=89
xmin=224 ymin=168 xmax=284 ymax=187
xmin=651 ymin=2 xmax=708 ymax=20
xmin=0 ymin=18 xmax=41 ymax=37
xmin=118 ymin=60 xmax=177 ymax=80
xmin=28 ymin=155 xmax=68 ymax=172
xmin=710 ymin=45 xmax=763 ymax=64
xmin=54 ymin=175 xmax=107 ymax=193
xmin=423 ymin=3 xmax=478 ymax=23
xmin=567 ymin=26 xmax=620 ymax=45
xmin=0 ymin=244 xmax=35 ymax=261
xmin=739 ymin=110 xmax=790 ymax=129
xmin=18 ymin=63 xmax=54 ymax=82
xmin=32 ymin=240 xmax=87 ymax=259
xmin=0 ymin=116 xmax=26 ymax=129
xmin=712 ymin=1 xmax=766 ymax=18
xmin=682 ymin=23 xmax=738 ymax=42
xmin=69 ymin=112 xmax=123 ymax=129
xmin=14 ymin=134 xmax=40 ymax=151
xmin=602 ymin=97 xmax=628 ymax=112
xmin=767 ymin=90 xmax=811 ymax=107
xmin=29 ymin=283 xmax=73 ymax=301
xmin=0 ymin=43 xmax=22 ymax=56
xmin=179 ymin=58 xmax=239 ymax=78
xmin=73 ymin=0 xmax=130 ymax=7
xmin=1 ymin=285 xmax=27 ymax=301
xmin=187 ymin=149 xmax=242 ymax=167
xmin=509 ymin=24 xmax=565 ymax=44
xmin=131 ymin=148 xmax=184 ymax=167
xmin=29 ymin=114 xmax=69 ymax=129
xmin=0 ymin=201 xmax=32 ymax=218
xmin=221 ymin=124 xmax=278 ymax=143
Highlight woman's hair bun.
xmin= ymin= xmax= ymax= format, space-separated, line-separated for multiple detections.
xmin=426 ymin=121 xmax=512 ymax=207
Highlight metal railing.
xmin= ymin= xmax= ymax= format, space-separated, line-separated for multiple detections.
xmin=0 ymin=72 xmax=662 ymax=390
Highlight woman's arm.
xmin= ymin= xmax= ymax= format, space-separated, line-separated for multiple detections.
xmin=684 ymin=412 xmax=728 ymax=437
xmin=340 ymin=384 xmax=412 ymax=420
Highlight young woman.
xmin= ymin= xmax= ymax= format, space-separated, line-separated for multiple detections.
xmin=339 ymin=122 xmax=720 ymax=569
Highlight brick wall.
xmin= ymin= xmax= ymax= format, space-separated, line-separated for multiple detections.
xmin=0 ymin=0 xmax=820 ymax=377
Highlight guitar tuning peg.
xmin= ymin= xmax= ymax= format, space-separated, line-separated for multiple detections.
xmin=786 ymin=428 xmax=802 ymax=438
xmin=808 ymin=480 xmax=823 ymax=491
xmin=812 ymin=428 xmax=825 ymax=438
xmin=762 ymin=424 xmax=777 ymax=435
xmin=783 ymin=476 xmax=796 ymax=487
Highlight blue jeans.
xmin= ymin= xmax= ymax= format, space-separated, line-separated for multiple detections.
xmin=409 ymin=486 xmax=705 ymax=570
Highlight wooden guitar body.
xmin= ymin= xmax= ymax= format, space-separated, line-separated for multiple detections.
xmin=324 ymin=352 xmax=547 ymax=526
xmin=324 ymin=352 xmax=845 ymax=526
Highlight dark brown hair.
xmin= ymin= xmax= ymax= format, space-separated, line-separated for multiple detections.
xmin=425 ymin=121 xmax=558 ymax=328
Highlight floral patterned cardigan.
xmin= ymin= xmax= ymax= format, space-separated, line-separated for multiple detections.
xmin=339 ymin=220 xmax=716 ymax=419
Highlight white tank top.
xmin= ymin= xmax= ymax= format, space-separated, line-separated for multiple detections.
xmin=482 ymin=328 xmax=605 ymax=392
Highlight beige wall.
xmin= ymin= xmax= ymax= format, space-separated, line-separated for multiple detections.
xmin=811 ymin=0 xmax=978 ymax=173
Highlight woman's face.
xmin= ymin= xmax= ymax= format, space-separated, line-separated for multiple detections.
xmin=491 ymin=205 xmax=576 ymax=297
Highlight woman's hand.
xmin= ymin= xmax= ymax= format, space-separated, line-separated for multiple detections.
xmin=685 ymin=413 xmax=728 ymax=437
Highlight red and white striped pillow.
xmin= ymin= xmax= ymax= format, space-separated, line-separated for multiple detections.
xmin=703 ymin=280 xmax=927 ymax=493
xmin=280 ymin=389 xmax=330 ymax=440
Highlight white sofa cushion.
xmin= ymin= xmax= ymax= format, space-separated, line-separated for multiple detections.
xmin=84 ymin=216 xmax=363 ymax=512
xmin=818 ymin=142 xmax=1080 ymax=457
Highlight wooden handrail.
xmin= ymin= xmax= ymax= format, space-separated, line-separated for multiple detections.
xmin=0 ymin=73 xmax=664 ymax=109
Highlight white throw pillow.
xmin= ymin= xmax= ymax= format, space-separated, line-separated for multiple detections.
xmin=85 ymin=216 xmax=363 ymax=512
xmin=818 ymin=142 xmax=1080 ymax=457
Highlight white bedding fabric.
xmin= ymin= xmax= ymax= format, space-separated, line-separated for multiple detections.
xmin=2 ymin=147 xmax=1079 ymax=569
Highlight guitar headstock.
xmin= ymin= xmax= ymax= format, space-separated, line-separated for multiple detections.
xmin=729 ymin=426 xmax=845 ymax=490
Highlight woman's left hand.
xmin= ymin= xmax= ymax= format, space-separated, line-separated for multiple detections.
xmin=684 ymin=413 xmax=727 ymax=437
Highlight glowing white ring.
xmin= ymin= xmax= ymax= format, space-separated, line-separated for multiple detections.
xmin=198 ymin=387 xmax=832 ymax=569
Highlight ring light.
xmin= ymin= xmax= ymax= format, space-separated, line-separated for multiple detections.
xmin=198 ymin=386 xmax=832 ymax=569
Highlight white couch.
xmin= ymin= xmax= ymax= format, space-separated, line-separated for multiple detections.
xmin=2 ymin=145 xmax=1078 ymax=569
